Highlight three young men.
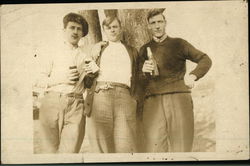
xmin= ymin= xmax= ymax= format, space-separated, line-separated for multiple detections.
xmin=37 ymin=9 xmax=212 ymax=153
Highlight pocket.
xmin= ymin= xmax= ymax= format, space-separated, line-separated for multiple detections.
xmin=91 ymin=91 xmax=113 ymax=122
xmin=184 ymin=93 xmax=193 ymax=107
xmin=124 ymin=98 xmax=137 ymax=121
xmin=175 ymin=93 xmax=193 ymax=113
xmin=119 ymin=88 xmax=130 ymax=96
xmin=77 ymin=99 xmax=85 ymax=114
xmin=95 ymin=87 xmax=107 ymax=94
xmin=64 ymin=98 xmax=84 ymax=120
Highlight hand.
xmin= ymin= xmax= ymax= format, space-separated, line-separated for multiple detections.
xmin=46 ymin=68 xmax=79 ymax=87
xmin=142 ymin=60 xmax=154 ymax=75
xmin=66 ymin=68 xmax=80 ymax=85
xmin=85 ymin=60 xmax=99 ymax=74
xmin=91 ymin=41 xmax=108 ymax=60
xmin=96 ymin=41 xmax=108 ymax=48
xmin=184 ymin=74 xmax=197 ymax=89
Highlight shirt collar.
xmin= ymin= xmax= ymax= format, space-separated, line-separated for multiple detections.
xmin=153 ymin=34 xmax=168 ymax=43
xmin=63 ymin=41 xmax=78 ymax=50
xmin=108 ymin=40 xmax=122 ymax=46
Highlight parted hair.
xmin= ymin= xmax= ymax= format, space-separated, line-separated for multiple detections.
xmin=147 ymin=9 xmax=166 ymax=22
xmin=63 ymin=13 xmax=89 ymax=37
xmin=102 ymin=16 xmax=122 ymax=28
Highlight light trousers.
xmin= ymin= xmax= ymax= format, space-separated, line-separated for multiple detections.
xmin=143 ymin=93 xmax=194 ymax=152
xmin=38 ymin=92 xmax=85 ymax=153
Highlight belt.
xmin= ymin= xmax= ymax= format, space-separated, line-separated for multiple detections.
xmin=95 ymin=81 xmax=130 ymax=92
xmin=45 ymin=91 xmax=83 ymax=99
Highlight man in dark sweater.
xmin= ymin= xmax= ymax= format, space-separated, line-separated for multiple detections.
xmin=138 ymin=10 xmax=212 ymax=152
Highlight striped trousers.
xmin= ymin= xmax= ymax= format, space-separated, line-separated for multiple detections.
xmin=87 ymin=84 xmax=138 ymax=153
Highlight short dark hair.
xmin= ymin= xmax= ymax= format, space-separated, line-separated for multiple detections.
xmin=147 ymin=9 xmax=166 ymax=22
xmin=102 ymin=16 xmax=121 ymax=28
xmin=63 ymin=13 xmax=89 ymax=37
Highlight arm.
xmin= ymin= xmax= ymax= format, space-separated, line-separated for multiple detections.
xmin=34 ymin=58 xmax=54 ymax=89
xmin=182 ymin=40 xmax=212 ymax=81
xmin=83 ymin=42 xmax=107 ymax=88
xmin=35 ymin=60 xmax=79 ymax=88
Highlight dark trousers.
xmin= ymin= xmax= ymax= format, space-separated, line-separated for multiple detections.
xmin=38 ymin=92 xmax=85 ymax=153
xmin=143 ymin=93 xmax=194 ymax=152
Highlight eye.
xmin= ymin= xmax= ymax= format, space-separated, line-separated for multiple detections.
xmin=105 ymin=26 xmax=111 ymax=30
xmin=150 ymin=21 xmax=156 ymax=25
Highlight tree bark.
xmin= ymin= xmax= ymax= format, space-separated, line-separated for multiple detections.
xmin=78 ymin=10 xmax=102 ymax=54
xmin=104 ymin=9 xmax=118 ymax=17
xmin=118 ymin=9 xmax=151 ymax=50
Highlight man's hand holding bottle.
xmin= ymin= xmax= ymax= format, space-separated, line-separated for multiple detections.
xmin=84 ymin=58 xmax=99 ymax=74
xmin=142 ymin=47 xmax=159 ymax=77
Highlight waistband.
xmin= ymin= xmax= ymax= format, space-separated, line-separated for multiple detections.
xmin=45 ymin=91 xmax=83 ymax=99
xmin=96 ymin=81 xmax=130 ymax=91
xmin=145 ymin=79 xmax=190 ymax=97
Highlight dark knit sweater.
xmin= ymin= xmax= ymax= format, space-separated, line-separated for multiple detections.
xmin=138 ymin=36 xmax=212 ymax=96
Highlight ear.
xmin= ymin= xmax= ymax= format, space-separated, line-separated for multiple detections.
xmin=120 ymin=26 xmax=124 ymax=33
xmin=147 ymin=24 xmax=152 ymax=30
xmin=120 ymin=29 xmax=124 ymax=40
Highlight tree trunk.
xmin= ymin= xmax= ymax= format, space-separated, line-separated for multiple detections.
xmin=78 ymin=10 xmax=103 ymax=153
xmin=118 ymin=9 xmax=151 ymax=50
xmin=78 ymin=10 xmax=102 ymax=54
xmin=104 ymin=9 xmax=118 ymax=17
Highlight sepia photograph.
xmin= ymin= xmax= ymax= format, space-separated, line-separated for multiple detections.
xmin=1 ymin=1 xmax=249 ymax=164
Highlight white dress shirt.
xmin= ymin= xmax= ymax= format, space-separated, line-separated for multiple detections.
xmin=97 ymin=41 xmax=132 ymax=87
xmin=37 ymin=41 xmax=87 ymax=94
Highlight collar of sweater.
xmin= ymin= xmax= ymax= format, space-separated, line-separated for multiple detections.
xmin=153 ymin=34 xmax=168 ymax=43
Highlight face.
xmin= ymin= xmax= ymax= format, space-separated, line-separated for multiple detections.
xmin=103 ymin=19 xmax=122 ymax=42
xmin=148 ymin=14 xmax=166 ymax=38
xmin=64 ymin=21 xmax=83 ymax=46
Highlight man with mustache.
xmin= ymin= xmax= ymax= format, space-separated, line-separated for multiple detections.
xmin=139 ymin=10 xmax=212 ymax=152
xmin=36 ymin=13 xmax=98 ymax=153
xmin=84 ymin=16 xmax=139 ymax=153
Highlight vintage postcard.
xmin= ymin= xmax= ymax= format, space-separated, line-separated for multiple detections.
xmin=1 ymin=1 xmax=249 ymax=164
